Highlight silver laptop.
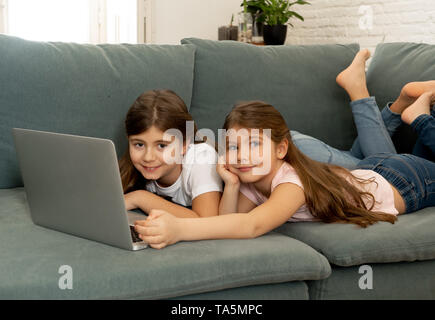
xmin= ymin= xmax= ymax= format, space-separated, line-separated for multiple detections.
xmin=12 ymin=128 xmax=148 ymax=251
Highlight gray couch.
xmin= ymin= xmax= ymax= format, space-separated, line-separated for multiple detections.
xmin=1 ymin=35 xmax=434 ymax=300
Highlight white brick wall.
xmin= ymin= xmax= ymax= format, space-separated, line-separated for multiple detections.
xmin=286 ymin=0 xmax=435 ymax=54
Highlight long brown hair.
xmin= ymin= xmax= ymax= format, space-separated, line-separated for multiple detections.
xmin=223 ymin=101 xmax=397 ymax=228
xmin=119 ymin=89 xmax=198 ymax=193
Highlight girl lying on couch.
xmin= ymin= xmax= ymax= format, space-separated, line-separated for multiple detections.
xmin=133 ymin=98 xmax=434 ymax=249
xmin=132 ymin=49 xmax=435 ymax=249
xmin=120 ymin=89 xmax=222 ymax=219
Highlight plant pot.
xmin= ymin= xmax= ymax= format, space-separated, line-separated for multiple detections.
xmin=263 ymin=24 xmax=287 ymax=45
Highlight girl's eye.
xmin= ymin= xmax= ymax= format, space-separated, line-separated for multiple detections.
xmin=157 ymin=143 xmax=167 ymax=149
xmin=251 ymin=141 xmax=260 ymax=147
xmin=134 ymin=143 xmax=144 ymax=148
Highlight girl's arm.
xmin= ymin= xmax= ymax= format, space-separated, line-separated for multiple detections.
xmin=135 ymin=183 xmax=305 ymax=249
xmin=237 ymin=192 xmax=258 ymax=213
xmin=219 ymin=184 xmax=257 ymax=214
xmin=192 ymin=191 xmax=222 ymax=217
xmin=218 ymin=183 xmax=240 ymax=214
xmin=125 ymin=190 xmax=221 ymax=218
xmin=216 ymin=158 xmax=256 ymax=214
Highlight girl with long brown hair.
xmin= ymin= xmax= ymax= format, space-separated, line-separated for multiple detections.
xmin=132 ymin=51 xmax=435 ymax=249
xmin=133 ymin=99 xmax=434 ymax=249
xmin=120 ymin=89 xmax=222 ymax=218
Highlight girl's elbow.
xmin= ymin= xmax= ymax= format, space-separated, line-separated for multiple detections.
xmin=249 ymin=217 xmax=275 ymax=239
xmin=246 ymin=219 xmax=265 ymax=239
xmin=251 ymin=225 xmax=265 ymax=239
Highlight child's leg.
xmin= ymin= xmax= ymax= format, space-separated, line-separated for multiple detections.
xmin=402 ymin=92 xmax=435 ymax=160
xmin=412 ymin=138 xmax=434 ymax=162
xmin=348 ymin=97 xmax=398 ymax=157
xmin=385 ymin=81 xmax=435 ymax=133
xmin=356 ymin=153 xmax=435 ymax=213
xmin=366 ymin=82 xmax=435 ymax=136
xmin=348 ymin=102 xmax=403 ymax=159
xmin=336 ymin=49 xmax=397 ymax=157
xmin=337 ymin=50 xmax=435 ymax=159
xmin=291 ymin=131 xmax=360 ymax=169
xmin=389 ymin=81 xmax=435 ymax=114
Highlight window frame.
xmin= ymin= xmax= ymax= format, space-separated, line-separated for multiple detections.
xmin=0 ymin=0 xmax=8 ymax=34
xmin=0 ymin=0 xmax=151 ymax=44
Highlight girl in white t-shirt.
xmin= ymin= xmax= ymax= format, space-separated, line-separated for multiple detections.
xmin=120 ymin=89 xmax=222 ymax=218
xmin=133 ymin=100 xmax=434 ymax=249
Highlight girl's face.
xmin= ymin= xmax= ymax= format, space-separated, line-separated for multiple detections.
xmin=129 ymin=126 xmax=185 ymax=186
xmin=225 ymin=126 xmax=288 ymax=184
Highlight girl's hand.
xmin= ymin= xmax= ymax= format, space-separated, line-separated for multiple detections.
xmin=216 ymin=156 xmax=240 ymax=186
xmin=134 ymin=209 xmax=181 ymax=249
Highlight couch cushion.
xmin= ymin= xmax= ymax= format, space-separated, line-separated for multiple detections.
xmin=308 ymin=260 xmax=435 ymax=300
xmin=275 ymin=207 xmax=435 ymax=267
xmin=181 ymin=38 xmax=359 ymax=152
xmin=367 ymin=42 xmax=435 ymax=153
xmin=175 ymin=281 xmax=309 ymax=300
xmin=0 ymin=35 xmax=196 ymax=188
xmin=0 ymin=188 xmax=331 ymax=299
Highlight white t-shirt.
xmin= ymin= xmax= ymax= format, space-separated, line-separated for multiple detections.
xmin=145 ymin=143 xmax=222 ymax=207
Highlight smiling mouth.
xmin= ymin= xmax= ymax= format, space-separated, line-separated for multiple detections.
xmin=237 ymin=166 xmax=256 ymax=172
xmin=142 ymin=165 xmax=161 ymax=172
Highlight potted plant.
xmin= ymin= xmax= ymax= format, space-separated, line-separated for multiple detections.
xmin=244 ymin=0 xmax=310 ymax=45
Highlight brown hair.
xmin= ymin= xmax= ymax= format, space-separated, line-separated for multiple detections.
xmin=223 ymin=101 xmax=397 ymax=228
xmin=119 ymin=89 xmax=198 ymax=193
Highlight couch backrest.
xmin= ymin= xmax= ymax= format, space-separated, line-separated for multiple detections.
xmin=367 ymin=42 xmax=435 ymax=153
xmin=181 ymin=38 xmax=360 ymax=153
xmin=0 ymin=35 xmax=196 ymax=188
xmin=6 ymin=36 xmax=429 ymax=189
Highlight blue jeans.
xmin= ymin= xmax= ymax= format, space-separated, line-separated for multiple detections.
xmin=411 ymin=109 xmax=435 ymax=161
xmin=356 ymin=153 xmax=435 ymax=213
xmin=292 ymin=97 xmax=401 ymax=169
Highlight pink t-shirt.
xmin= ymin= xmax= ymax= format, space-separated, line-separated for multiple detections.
xmin=239 ymin=162 xmax=399 ymax=222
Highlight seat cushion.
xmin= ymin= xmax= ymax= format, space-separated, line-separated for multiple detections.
xmin=367 ymin=42 xmax=435 ymax=153
xmin=0 ymin=188 xmax=331 ymax=299
xmin=275 ymin=207 xmax=435 ymax=267
xmin=175 ymin=281 xmax=309 ymax=300
xmin=181 ymin=37 xmax=359 ymax=152
xmin=0 ymin=35 xmax=196 ymax=188
xmin=308 ymin=260 xmax=435 ymax=300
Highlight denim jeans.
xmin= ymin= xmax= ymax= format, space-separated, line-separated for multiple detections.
xmin=356 ymin=153 xmax=435 ymax=213
xmin=291 ymin=97 xmax=401 ymax=169
xmin=411 ymin=108 xmax=435 ymax=162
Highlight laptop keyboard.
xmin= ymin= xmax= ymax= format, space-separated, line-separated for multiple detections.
xmin=129 ymin=225 xmax=143 ymax=243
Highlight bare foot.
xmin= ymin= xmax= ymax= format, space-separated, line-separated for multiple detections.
xmin=390 ymin=80 xmax=435 ymax=114
xmin=402 ymin=81 xmax=435 ymax=98
xmin=401 ymin=91 xmax=434 ymax=125
xmin=336 ymin=49 xmax=371 ymax=101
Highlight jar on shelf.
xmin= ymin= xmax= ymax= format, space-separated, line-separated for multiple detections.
xmin=237 ymin=12 xmax=252 ymax=43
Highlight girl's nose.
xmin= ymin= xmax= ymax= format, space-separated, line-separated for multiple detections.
xmin=238 ymin=145 xmax=250 ymax=164
xmin=143 ymin=148 xmax=155 ymax=162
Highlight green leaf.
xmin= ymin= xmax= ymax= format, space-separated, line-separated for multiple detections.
xmin=250 ymin=0 xmax=308 ymax=25
xmin=291 ymin=11 xmax=305 ymax=21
